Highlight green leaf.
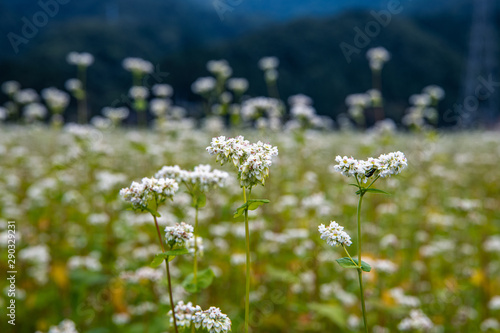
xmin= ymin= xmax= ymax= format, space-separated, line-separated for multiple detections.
xmin=150 ymin=249 xmax=189 ymax=267
xmin=335 ymin=257 xmax=371 ymax=272
xmin=233 ymin=202 xmax=248 ymax=218
xmin=233 ymin=199 xmax=270 ymax=217
xmin=349 ymin=183 xmax=361 ymax=188
xmin=182 ymin=268 xmax=215 ymax=293
xmin=364 ymin=188 xmax=391 ymax=195
xmin=308 ymin=303 xmax=347 ymax=328
xmin=193 ymin=194 xmax=206 ymax=209
xmin=143 ymin=207 xmax=161 ymax=217
xmin=247 ymin=199 xmax=270 ymax=210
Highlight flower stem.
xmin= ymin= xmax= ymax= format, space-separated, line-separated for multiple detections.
xmin=356 ymin=191 xmax=368 ymax=333
xmin=152 ymin=199 xmax=179 ymax=333
xmin=243 ymin=186 xmax=251 ymax=333
xmin=193 ymin=205 xmax=199 ymax=304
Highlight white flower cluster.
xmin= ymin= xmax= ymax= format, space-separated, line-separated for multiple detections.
xmin=119 ymin=177 xmax=179 ymax=210
xmin=169 ymin=302 xmax=231 ymax=333
xmin=397 ymin=309 xmax=433 ymax=331
xmin=120 ymin=266 xmax=163 ymax=283
xmin=129 ymin=86 xmax=149 ymax=100
xmin=227 ymin=78 xmax=248 ymax=93
xmin=318 ymin=221 xmax=352 ymax=247
xmin=169 ymin=301 xmax=202 ymax=328
xmin=43 ymin=319 xmax=79 ymax=333
xmin=67 ymin=255 xmax=102 ymax=271
xmin=240 ymin=97 xmax=281 ymax=121
xmin=193 ymin=306 xmax=232 ymax=333
xmin=66 ymin=52 xmax=94 ymax=67
xmin=155 ymin=164 xmax=229 ymax=193
xmin=41 ymin=88 xmax=70 ymax=112
xmin=192 ymin=77 xmax=217 ymax=95
xmin=207 ymin=59 xmax=232 ymax=78
xmin=23 ymin=103 xmax=47 ymax=121
xmin=206 ymin=135 xmax=278 ymax=187
xmin=332 ymin=151 xmax=407 ymax=183
xmin=1 ymin=80 xmax=20 ymax=95
xmin=152 ymin=83 xmax=173 ymax=98
xmin=14 ymin=88 xmax=39 ymax=104
xmin=102 ymin=107 xmax=129 ymax=123
xmin=122 ymin=57 xmax=153 ymax=74
xmin=165 ymin=222 xmax=194 ymax=247
xmin=366 ymin=47 xmax=390 ymax=71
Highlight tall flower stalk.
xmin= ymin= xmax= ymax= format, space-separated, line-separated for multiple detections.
xmin=66 ymin=52 xmax=94 ymax=124
xmin=321 ymin=151 xmax=407 ymax=332
xmin=207 ymin=135 xmax=278 ymax=333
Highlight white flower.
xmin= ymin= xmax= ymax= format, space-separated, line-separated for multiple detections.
xmin=488 ymin=296 xmax=500 ymax=310
xmin=41 ymin=87 xmax=70 ymax=111
xmin=14 ymin=88 xmax=39 ymax=104
xmin=227 ymin=78 xmax=248 ymax=93
xmin=318 ymin=221 xmax=352 ymax=247
xmin=1 ymin=80 xmax=20 ymax=95
xmin=119 ymin=177 xmax=179 ymax=210
xmin=345 ymin=93 xmax=371 ymax=108
xmin=152 ymin=84 xmax=173 ymax=98
xmin=19 ymin=244 xmax=50 ymax=264
xmin=67 ymin=52 xmax=94 ymax=67
xmin=423 ymin=85 xmax=445 ymax=101
xmin=0 ymin=107 xmax=7 ymax=121
xmin=165 ymin=222 xmax=194 ymax=247
xmin=207 ymin=59 xmax=232 ymax=78
xmin=168 ymin=301 xmax=202 ymax=328
xmin=481 ymin=318 xmax=500 ymax=331
xmin=409 ymin=94 xmax=431 ymax=107
xmin=206 ymin=136 xmax=278 ymax=187
xmin=193 ymin=306 xmax=232 ymax=333
xmin=192 ymin=77 xmax=217 ymax=95
xmin=240 ymin=97 xmax=281 ymax=121
xmin=47 ymin=319 xmax=79 ymax=333
xmin=122 ymin=57 xmax=153 ymax=74
xmin=258 ymin=56 xmax=279 ymax=71
xmin=23 ymin=103 xmax=47 ymax=121
xmin=102 ymin=107 xmax=129 ymax=123
xmin=65 ymin=78 xmax=82 ymax=92
xmin=397 ymin=309 xmax=433 ymax=331
xmin=374 ymin=259 xmax=398 ymax=274
xmin=288 ymin=94 xmax=313 ymax=106
xmin=188 ymin=236 xmax=204 ymax=256
xmin=129 ymin=86 xmax=149 ymax=100
xmin=366 ymin=47 xmax=390 ymax=71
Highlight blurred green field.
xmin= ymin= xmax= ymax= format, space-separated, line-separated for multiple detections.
xmin=1 ymin=127 xmax=499 ymax=333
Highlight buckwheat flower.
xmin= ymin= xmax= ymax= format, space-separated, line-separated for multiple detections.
xmin=423 ymin=85 xmax=445 ymax=101
xmin=188 ymin=236 xmax=204 ymax=256
xmin=345 ymin=93 xmax=371 ymax=108
xmin=168 ymin=301 xmax=202 ymax=328
xmin=122 ymin=57 xmax=154 ymax=74
xmin=488 ymin=296 xmax=500 ymax=310
xmin=1 ymin=80 xmax=20 ymax=95
xmin=102 ymin=107 xmax=129 ymax=123
xmin=376 ymin=151 xmax=408 ymax=177
xmin=47 ymin=319 xmax=79 ymax=333
xmin=366 ymin=47 xmax=390 ymax=71
xmin=207 ymin=59 xmax=232 ymax=78
xmin=192 ymin=77 xmax=217 ymax=95
xmin=481 ymin=318 xmax=500 ymax=331
xmin=152 ymin=84 xmax=173 ymax=98
xmin=112 ymin=313 xmax=131 ymax=325
xmin=23 ymin=103 xmax=47 ymax=121
xmin=193 ymin=306 xmax=232 ymax=333
xmin=258 ymin=56 xmax=279 ymax=71
xmin=397 ymin=309 xmax=433 ymax=331
xmin=165 ymin=222 xmax=194 ymax=247
xmin=14 ymin=88 xmax=39 ymax=104
xmin=119 ymin=177 xmax=179 ymax=210
xmin=41 ymin=87 xmax=70 ymax=112
xmin=227 ymin=78 xmax=248 ymax=93
xmin=409 ymin=94 xmax=431 ymax=107
xmin=318 ymin=221 xmax=352 ymax=247
xmin=333 ymin=155 xmax=359 ymax=177
xmin=288 ymin=94 xmax=313 ymax=106
xmin=0 ymin=107 xmax=7 ymax=121
xmin=150 ymin=98 xmax=171 ymax=117
xmin=129 ymin=86 xmax=149 ymax=100
xmin=67 ymin=52 xmax=94 ymax=67
xmin=240 ymin=97 xmax=281 ymax=121
xmin=65 ymin=78 xmax=82 ymax=92
xmin=374 ymin=259 xmax=398 ymax=274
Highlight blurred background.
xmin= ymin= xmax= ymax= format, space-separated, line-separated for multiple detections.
xmin=0 ymin=0 xmax=499 ymax=128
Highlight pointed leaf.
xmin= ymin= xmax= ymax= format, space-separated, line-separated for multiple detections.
xmin=364 ymin=188 xmax=391 ymax=195
xmin=309 ymin=303 xmax=347 ymax=328
xmin=233 ymin=202 xmax=249 ymax=218
xmin=182 ymin=268 xmax=215 ymax=293
xmin=150 ymin=249 xmax=189 ymax=267
xmin=247 ymin=199 xmax=270 ymax=210
xmin=335 ymin=257 xmax=371 ymax=272
xmin=143 ymin=207 xmax=161 ymax=217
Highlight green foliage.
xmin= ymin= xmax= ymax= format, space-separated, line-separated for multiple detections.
xmin=336 ymin=257 xmax=372 ymax=272
xmin=182 ymin=268 xmax=215 ymax=293
xmin=150 ymin=249 xmax=189 ymax=267
xmin=233 ymin=199 xmax=270 ymax=217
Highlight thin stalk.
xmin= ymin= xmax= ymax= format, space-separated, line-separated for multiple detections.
xmin=193 ymin=205 xmax=199 ymax=303
xmin=78 ymin=65 xmax=88 ymax=124
xmin=343 ymin=246 xmax=358 ymax=268
xmin=152 ymin=199 xmax=179 ymax=333
xmin=243 ymin=186 xmax=251 ymax=333
xmin=356 ymin=191 xmax=368 ymax=333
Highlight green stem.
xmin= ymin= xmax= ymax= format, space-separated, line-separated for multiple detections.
xmin=356 ymin=190 xmax=368 ymax=333
xmin=243 ymin=186 xmax=252 ymax=333
xmin=193 ymin=205 xmax=199 ymax=304
xmin=343 ymin=246 xmax=359 ymax=268
xmin=152 ymin=199 xmax=179 ymax=333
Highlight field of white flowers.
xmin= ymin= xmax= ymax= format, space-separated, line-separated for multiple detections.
xmin=1 ymin=124 xmax=499 ymax=333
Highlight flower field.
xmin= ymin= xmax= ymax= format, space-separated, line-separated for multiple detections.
xmin=1 ymin=126 xmax=499 ymax=333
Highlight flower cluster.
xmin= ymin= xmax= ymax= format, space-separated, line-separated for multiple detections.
xmin=168 ymin=303 xmax=232 ymax=333
xmin=366 ymin=47 xmax=390 ymax=71
xmin=165 ymin=222 xmax=194 ymax=247
xmin=119 ymin=177 xmax=179 ymax=210
xmin=43 ymin=319 xmax=79 ymax=333
xmin=155 ymin=164 xmax=229 ymax=193
xmin=193 ymin=306 xmax=232 ymax=333
xmin=332 ymin=151 xmax=407 ymax=183
xmin=168 ymin=301 xmax=202 ymax=328
xmin=318 ymin=221 xmax=352 ymax=247
xmin=66 ymin=52 xmax=94 ymax=67
xmin=240 ymin=97 xmax=281 ymax=121
xmin=206 ymin=136 xmax=278 ymax=188
xmin=397 ymin=309 xmax=434 ymax=331
xmin=122 ymin=57 xmax=153 ymax=74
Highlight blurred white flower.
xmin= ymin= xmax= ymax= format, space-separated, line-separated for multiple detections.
xmin=397 ymin=309 xmax=433 ymax=331
xmin=258 ymin=56 xmax=279 ymax=71
xmin=152 ymin=84 xmax=173 ymax=98
xmin=192 ymin=77 xmax=217 ymax=95
xmin=122 ymin=57 xmax=153 ymax=74
xmin=67 ymin=52 xmax=94 ymax=67
xmin=366 ymin=47 xmax=390 ymax=71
